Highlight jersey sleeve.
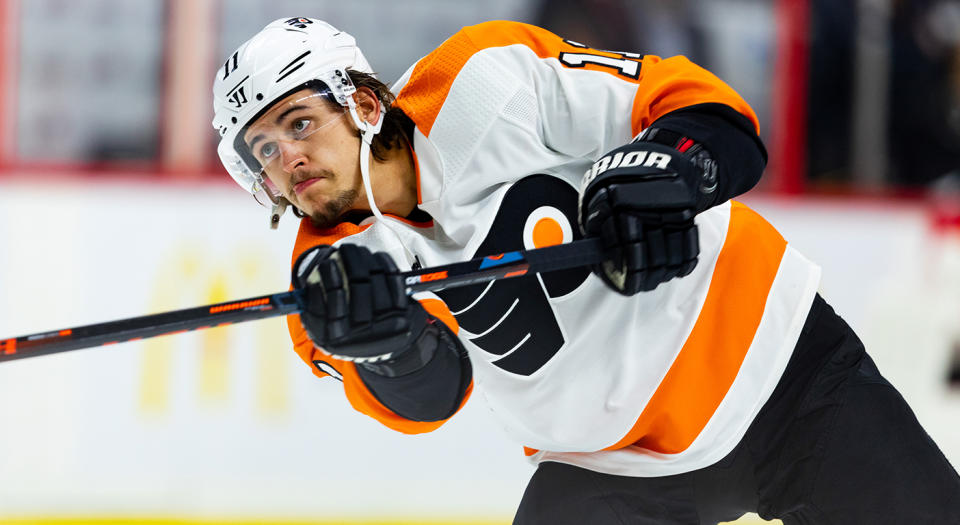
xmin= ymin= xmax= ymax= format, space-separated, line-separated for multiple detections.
xmin=395 ymin=20 xmax=759 ymax=164
xmin=287 ymin=219 xmax=471 ymax=434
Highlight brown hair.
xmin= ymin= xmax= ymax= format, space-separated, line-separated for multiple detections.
xmin=346 ymin=69 xmax=414 ymax=161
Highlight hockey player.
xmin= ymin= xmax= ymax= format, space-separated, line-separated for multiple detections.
xmin=212 ymin=17 xmax=960 ymax=524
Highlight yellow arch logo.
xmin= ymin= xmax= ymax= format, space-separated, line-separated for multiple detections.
xmin=138 ymin=243 xmax=291 ymax=419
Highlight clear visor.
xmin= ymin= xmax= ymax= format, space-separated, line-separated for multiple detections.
xmin=238 ymin=91 xmax=348 ymax=207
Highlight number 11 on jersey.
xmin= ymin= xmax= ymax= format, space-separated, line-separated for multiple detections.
xmin=559 ymin=40 xmax=642 ymax=79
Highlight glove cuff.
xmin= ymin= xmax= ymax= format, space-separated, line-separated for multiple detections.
xmin=636 ymin=103 xmax=767 ymax=212
xmin=634 ymin=125 xmax=719 ymax=213
xmin=358 ymin=315 xmax=452 ymax=377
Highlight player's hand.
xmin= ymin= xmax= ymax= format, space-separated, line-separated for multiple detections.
xmin=578 ymin=141 xmax=702 ymax=295
xmin=292 ymin=243 xmax=428 ymax=363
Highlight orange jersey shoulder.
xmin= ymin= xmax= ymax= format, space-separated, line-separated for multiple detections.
xmin=395 ymin=20 xmax=759 ymax=138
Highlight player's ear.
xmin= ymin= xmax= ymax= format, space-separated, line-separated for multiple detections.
xmin=353 ymin=87 xmax=382 ymax=127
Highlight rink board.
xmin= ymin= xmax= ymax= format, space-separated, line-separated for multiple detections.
xmin=0 ymin=178 xmax=956 ymax=522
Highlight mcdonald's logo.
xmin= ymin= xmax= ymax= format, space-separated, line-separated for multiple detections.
xmin=138 ymin=244 xmax=292 ymax=420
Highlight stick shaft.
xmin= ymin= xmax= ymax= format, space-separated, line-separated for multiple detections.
xmin=0 ymin=237 xmax=603 ymax=363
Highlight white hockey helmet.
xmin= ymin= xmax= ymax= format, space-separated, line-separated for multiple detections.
xmin=212 ymin=17 xmax=378 ymax=226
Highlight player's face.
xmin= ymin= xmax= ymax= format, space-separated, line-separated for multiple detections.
xmin=242 ymin=89 xmax=363 ymax=227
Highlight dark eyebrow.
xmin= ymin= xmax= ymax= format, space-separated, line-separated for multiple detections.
xmin=246 ymin=104 xmax=310 ymax=150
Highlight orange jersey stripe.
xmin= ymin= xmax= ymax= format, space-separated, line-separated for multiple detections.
xmin=396 ymin=21 xmax=638 ymax=137
xmin=290 ymin=220 xmax=373 ymax=268
xmin=604 ymin=201 xmax=787 ymax=454
xmin=395 ymin=20 xmax=759 ymax=138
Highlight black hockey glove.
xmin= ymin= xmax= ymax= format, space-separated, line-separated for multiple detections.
xmin=292 ymin=243 xmax=429 ymax=363
xmin=579 ymin=140 xmax=712 ymax=295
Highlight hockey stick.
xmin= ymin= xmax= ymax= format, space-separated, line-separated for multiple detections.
xmin=0 ymin=237 xmax=603 ymax=363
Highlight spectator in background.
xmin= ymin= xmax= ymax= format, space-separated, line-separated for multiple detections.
xmin=889 ymin=0 xmax=960 ymax=186
xmin=807 ymin=0 xmax=857 ymax=184
xmin=807 ymin=0 xmax=960 ymax=188
xmin=531 ymin=0 xmax=705 ymax=60
xmin=532 ymin=0 xmax=640 ymax=51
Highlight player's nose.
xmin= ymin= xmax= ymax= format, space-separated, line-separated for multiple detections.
xmin=279 ymin=141 xmax=308 ymax=174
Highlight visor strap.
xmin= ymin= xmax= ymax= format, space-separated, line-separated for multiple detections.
xmin=359 ymin=138 xmax=384 ymax=223
xmin=349 ymin=99 xmax=385 ymax=220
xmin=353 ymin=103 xmax=417 ymax=264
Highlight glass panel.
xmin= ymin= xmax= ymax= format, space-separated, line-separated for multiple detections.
xmin=16 ymin=0 xmax=164 ymax=163
xmin=218 ymin=0 xmax=528 ymax=84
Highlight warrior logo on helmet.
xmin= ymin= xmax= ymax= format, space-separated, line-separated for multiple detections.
xmin=226 ymin=82 xmax=249 ymax=109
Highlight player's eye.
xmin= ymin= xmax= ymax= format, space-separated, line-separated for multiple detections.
xmin=258 ymin=142 xmax=278 ymax=161
xmin=292 ymin=118 xmax=311 ymax=135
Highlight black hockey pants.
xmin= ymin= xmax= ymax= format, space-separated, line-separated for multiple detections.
xmin=513 ymin=295 xmax=960 ymax=524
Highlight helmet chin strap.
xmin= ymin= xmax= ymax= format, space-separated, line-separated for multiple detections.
xmin=346 ymin=97 xmax=418 ymax=265
xmin=346 ymin=97 xmax=385 ymax=222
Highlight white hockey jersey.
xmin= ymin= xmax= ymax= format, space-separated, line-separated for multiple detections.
xmin=287 ymin=21 xmax=821 ymax=477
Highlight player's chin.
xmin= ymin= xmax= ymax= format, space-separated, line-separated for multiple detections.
xmin=295 ymin=195 xmax=333 ymax=227
xmin=306 ymin=188 xmax=359 ymax=229
xmin=308 ymin=204 xmax=347 ymax=229
xmin=294 ymin=198 xmax=325 ymax=222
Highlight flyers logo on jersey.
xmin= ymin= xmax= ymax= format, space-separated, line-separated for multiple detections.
xmin=436 ymin=175 xmax=589 ymax=376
